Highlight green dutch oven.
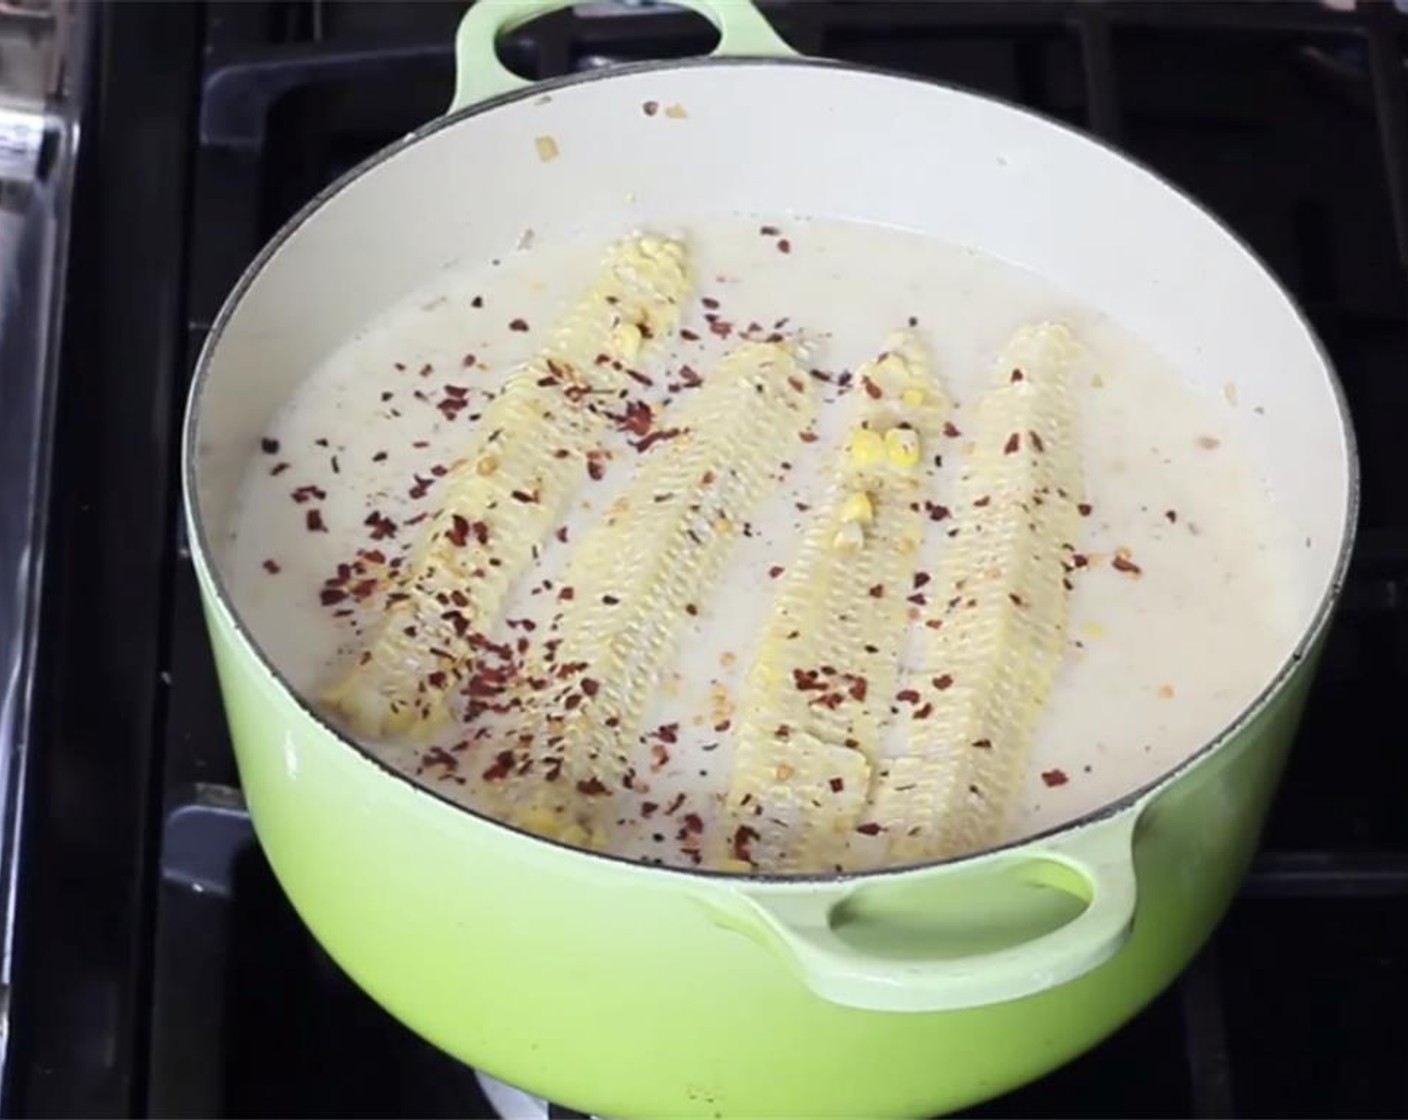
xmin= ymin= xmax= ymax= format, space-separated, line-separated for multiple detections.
xmin=182 ymin=2 xmax=1357 ymax=1115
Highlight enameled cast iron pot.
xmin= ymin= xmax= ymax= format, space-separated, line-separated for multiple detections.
xmin=181 ymin=2 xmax=1358 ymax=1115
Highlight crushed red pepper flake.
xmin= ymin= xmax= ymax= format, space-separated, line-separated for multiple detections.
xmin=971 ymin=738 xmax=992 ymax=750
xmin=577 ymin=777 xmax=610 ymax=796
xmin=759 ymin=224 xmax=780 ymax=236
xmin=1041 ymin=768 xmax=1069 ymax=787
xmin=262 ymin=559 xmax=281 ymax=574
xmin=896 ymin=688 xmax=921 ymax=704
xmin=861 ymin=375 xmax=882 ymax=400
xmin=1010 ymin=368 xmax=1025 ymax=382
xmin=1165 ymin=509 xmax=1178 ymax=523
xmin=1004 ymin=432 xmax=1021 ymax=455
xmin=856 ymin=822 xmax=882 ymax=836
xmin=1030 ymin=430 xmax=1045 ymax=452
xmin=632 ymin=427 xmax=685 ymax=454
xmin=868 ymin=584 xmax=885 ymax=599
xmin=848 ymin=677 xmax=868 ymax=702
xmin=933 ymin=673 xmax=954 ymax=690
xmin=291 ymin=484 xmax=326 ymax=504
xmin=260 ymin=437 xmax=280 ymax=454
xmin=776 ymin=238 xmax=791 ymax=254
xmin=269 ymin=462 xmax=290 ymax=476
xmin=586 ymin=459 xmax=605 ymax=481
xmin=306 ymin=509 xmax=327 ymax=533
xmin=445 ymin=514 xmax=472 ymax=547
xmin=643 ymin=100 xmax=660 ymax=116
xmin=1112 ymin=548 xmax=1143 ymax=577
xmin=943 ymin=420 xmax=962 ymax=438
xmin=768 ymin=565 xmax=785 ymax=579
xmin=731 ymin=824 xmax=759 ymax=862
xmin=319 ymin=587 xmax=346 ymax=606
xmin=509 ymin=318 xmax=530 ymax=332
xmin=1077 ymin=502 xmax=1093 ymax=516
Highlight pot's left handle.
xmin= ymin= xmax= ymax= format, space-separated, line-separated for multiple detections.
xmin=451 ymin=0 xmax=797 ymax=113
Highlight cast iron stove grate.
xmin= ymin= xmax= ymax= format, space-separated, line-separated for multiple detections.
xmin=7 ymin=2 xmax=1407 ymax=1118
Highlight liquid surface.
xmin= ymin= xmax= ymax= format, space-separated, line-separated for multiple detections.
xmin=224 ymin=216 xmax=1298 ymax=872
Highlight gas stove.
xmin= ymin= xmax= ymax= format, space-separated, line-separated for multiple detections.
xmin=4 ymin=2 xmax=1407 ymax=1117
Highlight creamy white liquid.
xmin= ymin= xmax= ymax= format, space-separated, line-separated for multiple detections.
xmin=225 ymin=216 xmax=1298 ymax=871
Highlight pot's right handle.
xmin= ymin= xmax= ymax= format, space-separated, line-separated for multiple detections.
xmin=714 ymin=816 xmax=1139 ymax=1013
xmin=451 ymin=0 xmax=797 ymax=114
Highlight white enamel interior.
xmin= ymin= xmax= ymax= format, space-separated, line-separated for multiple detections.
xmin=189 ymin=60 xmax=1352 ymax=798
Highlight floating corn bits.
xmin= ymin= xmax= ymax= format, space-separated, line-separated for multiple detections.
xmin=718 ymin=332 xmax=952 ymax=871
xmin=501 ymin=339 xmax=818 ymax=844
xmin=319 ymin=234 xmax=691 ymax=738
xmin=868 ymin=321 xmax=1084 ymax=863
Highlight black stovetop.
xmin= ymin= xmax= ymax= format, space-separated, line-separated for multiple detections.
xmin=6 ymin=2 xmax=1408 ymax=1117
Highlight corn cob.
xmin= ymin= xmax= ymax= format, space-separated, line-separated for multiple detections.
xmin=718 ymin=332 xmax=952 ymax=871
xmin=868 ymin=321 xmax=1084 ymax=863
xmin=500 ymin=339 xmax=817 ymax=843
xmin=320 ymin=234 xmax=690 ymax=739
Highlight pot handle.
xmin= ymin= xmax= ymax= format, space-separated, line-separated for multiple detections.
xmin=716 ymin=816 xmax=1139 ymax=1013
xmin=451 ymin=0 xmax=798 ymax=113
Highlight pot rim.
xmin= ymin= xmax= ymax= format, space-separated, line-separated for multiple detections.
xmin=181 ymin=53 xmax=1361 ymax=886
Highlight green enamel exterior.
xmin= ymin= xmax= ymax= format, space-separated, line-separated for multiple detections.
xmin=450 ymin=0 xmax=798 ymax=111
xmin=195 ymin=539 xmax=1326 ymax=1118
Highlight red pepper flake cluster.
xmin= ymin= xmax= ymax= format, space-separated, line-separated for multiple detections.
xmin=924 ymin=501 xmax=950 ymax=523
xmin=364 ymin=510 xmax=398 ymax=540
xmin=438 ymin=385 xmax=471 ymax=419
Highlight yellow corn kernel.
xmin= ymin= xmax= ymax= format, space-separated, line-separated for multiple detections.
xmin=885 ymin=426 xmax=921 ymax=468
xmin=832 ymin=520 xmax=865 ymax=552
xmin=612 ymin=321 xmax=643 ymax=359
xmin=848 ymin=427 xmax=885 ymax=466
xmin=839 ymin=491 xmax=874 ymax=524
xmin=901 ymin=388 xmax=925 ymax=407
